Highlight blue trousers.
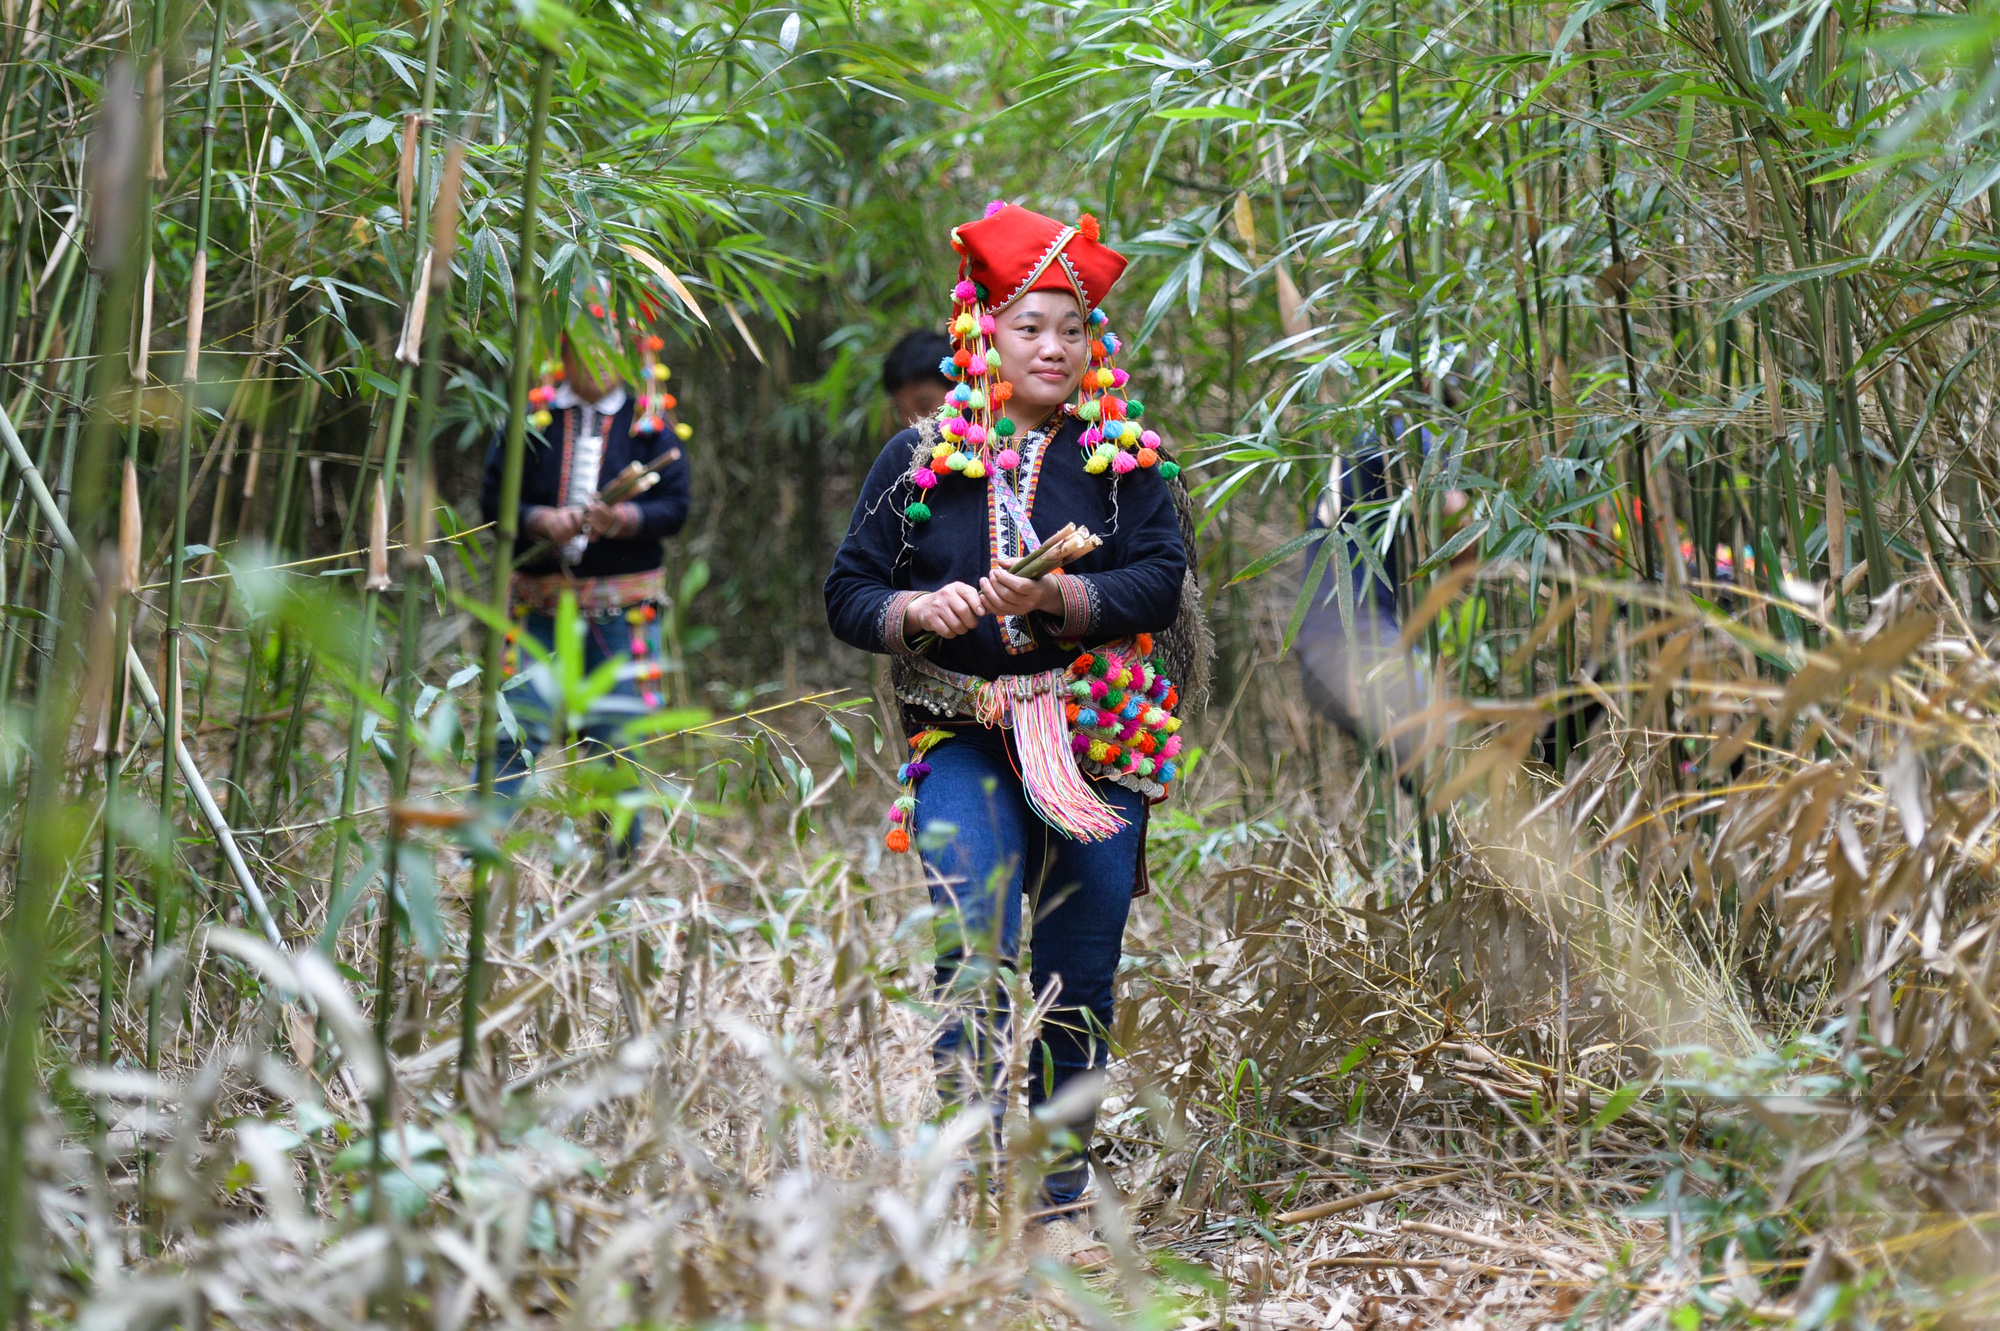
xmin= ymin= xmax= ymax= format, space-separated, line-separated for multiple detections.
xmin=913 ymin=726 xmax=1146 ymax=1208
xmin=496 ymin=608 xmax=662 ymax=852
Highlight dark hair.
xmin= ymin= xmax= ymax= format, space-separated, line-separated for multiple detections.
xmin=881 ymin=329 xmax=953 ymax=395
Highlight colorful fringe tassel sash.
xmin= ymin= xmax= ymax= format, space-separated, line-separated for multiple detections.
xmin=884 ymin=635 xmax=1185 ymax=852
xmin=1001 ymin=668 xmax=1127 ymax=841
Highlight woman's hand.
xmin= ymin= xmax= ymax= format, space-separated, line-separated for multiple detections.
xmin=584 ymin=500 xmax=641 ymax=539
xmin=979 ymin=566 xmax=1063 ymax=619
xmin=907 ymin=582 xmax=985 ymax=639
xmin=526 ymin=505 xmax=586 ymax=544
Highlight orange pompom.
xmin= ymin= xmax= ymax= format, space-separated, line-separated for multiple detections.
xmin=1135 ymin=633 xmax=1154 ymax=655
xmin=954 ymin=348 xmax=972 ymax=367
xmin=661 ymin=393 xmax=678 ymax=409
xmin=1089 ymin=340 xmax=1106 ymax=359
xmin=1066 ymin=702 xmax=1080 ymax=723
xmin=1102 ymin=744 xmax=1122 ymax=764
xmin=1138 ymin=733 xmax=1157 ymax=755
xmin=1164 ymin=686 xmax=1179 ymax=709
xmin=886 ymin=827 xmax=911 ymax=854
xmin=1137 ymin=447 xmax=1158 ymax=468
xmin=1078 ymin=214 xmax=1101 ymax=242
xmin=992 ymin=382 xmax=1014 ymax=404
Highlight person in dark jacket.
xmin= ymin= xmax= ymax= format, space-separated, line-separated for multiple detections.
xmin=881 ymin=328 xmax=954 ymax=428
xmin=825 ymin=203 xmax=1188 ymax=1257
xmin=479 ymin=307 xmax=693 ymax=851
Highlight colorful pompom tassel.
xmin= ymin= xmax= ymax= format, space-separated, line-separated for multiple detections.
xmin=885 ymin=730 xmax=952 ymax=852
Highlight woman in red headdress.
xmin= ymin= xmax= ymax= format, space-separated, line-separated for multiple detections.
xmin=826 ymin=203 xmax=1192 ymax=1247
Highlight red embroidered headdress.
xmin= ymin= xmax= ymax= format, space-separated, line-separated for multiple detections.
xmin=953 ymin=202 xmax=1129 ymax=313
xmin=903 ymin=202 xmax=1173 ymax=525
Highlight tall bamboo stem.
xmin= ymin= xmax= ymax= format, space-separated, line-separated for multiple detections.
xmin=468 ymin=44 xmax=560 ymax=1073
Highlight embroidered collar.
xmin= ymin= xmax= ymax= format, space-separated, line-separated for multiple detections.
xmin=551 ymin=383 xmax=629 ymax=415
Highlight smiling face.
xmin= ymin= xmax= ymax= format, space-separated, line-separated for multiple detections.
xmin=991 ymin=290 xmax=1088 ymax=422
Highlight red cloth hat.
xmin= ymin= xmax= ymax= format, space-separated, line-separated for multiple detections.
xmin=951 ymin=203 xmax=1129 ymax=312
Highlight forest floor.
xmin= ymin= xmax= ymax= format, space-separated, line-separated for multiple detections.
xmin=51 ymin=704 xmax=1884 ymax=1331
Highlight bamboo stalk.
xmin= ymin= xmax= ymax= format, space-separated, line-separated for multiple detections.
xmin=96 ymin=463 xmax=142 ymax=1090
xmin=468 ymin=43 xmax=560 ymax=1074
xmin=321 ymin=488 xmax=389 ymax=953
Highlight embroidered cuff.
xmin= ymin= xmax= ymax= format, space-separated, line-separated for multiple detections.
xmin=1054 ymin=572 xmax=1098 ymax=638
xmin=882 ymin=590 xmax=923 ymax=655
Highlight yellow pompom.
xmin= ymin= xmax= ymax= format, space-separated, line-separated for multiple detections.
xmin=932 ymin=442 xmax=954 ymax=462
xmin=530 ymin=409 xmax=552 ymax=429
xmin=952 ymin=313 xmax=977 ymax=337
xmin=1084 ymin=453 xmax=1110 ymax=474
xmin=1087 ymin=740 xmax=1110 ymax=763
xmin=674 ymin=421 xmax=694 ymax=440
xmin=964 ymin=459 xmax=987 ymax=480
xmin=1098 ymin=368 xmax=1117 ymax=389
xmin=1163 ymin=717 xmax=1182 ymax=734
xmin=652 ymin=363 xmax=671 ymax=381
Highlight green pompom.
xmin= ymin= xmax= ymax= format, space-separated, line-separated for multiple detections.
xmin=905 ymin=501 xmax=932 ymax=522
xmin=974 ymin=283 xmax=989 ymax=303
xmin=995 ymin=417 xmax=1016 ymax=437
xmin=1158 ymin=460 xmax=1180 ymax=481
xmin=1126 ymin=399 xmax=1144 ymax=418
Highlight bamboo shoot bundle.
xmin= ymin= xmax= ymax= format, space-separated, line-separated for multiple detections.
xmin=907 ymin=523 xmax=1103 ymax=654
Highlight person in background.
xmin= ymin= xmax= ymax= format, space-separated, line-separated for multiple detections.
xmin=881 ymin=328 xmax=954 ymax=428
xmin=479 ymin=291 xmax=694 ymax=856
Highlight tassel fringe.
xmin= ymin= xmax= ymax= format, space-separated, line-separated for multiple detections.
xmin=1005 ymin=671 xmax=1125 ymax=842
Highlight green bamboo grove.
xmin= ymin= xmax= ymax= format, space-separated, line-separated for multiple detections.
xmin=0 ymin=0 xmax=1994 ymax=1320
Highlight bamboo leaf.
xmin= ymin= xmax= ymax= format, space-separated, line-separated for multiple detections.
xmin=619 ymin=242 xmax=712 ymax=327
xmin=1227 ymin=528 xmax=1318 ymax=586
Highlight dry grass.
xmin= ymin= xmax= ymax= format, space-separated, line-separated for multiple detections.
xmin=16 ymin=551 xmax=2000 ymax=1331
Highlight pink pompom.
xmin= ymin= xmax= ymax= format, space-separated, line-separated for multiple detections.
xmin=1111 ymin=368 xmax=1129 ymax=387
xmin=1162 ymin=735 xmax=1182 ymax=759
xmin=943 ymin=417 xmax=965 ymax=438
xmin=965 ymin=423 xmax=987 ymax=446
xmin=1088 ymin=678 xmax=1108 ymax=701
xmin=979 ymin=314 xmax=996 ymax=335
xmin=968 ymin=356 xmax=988 ymax=377
xmin=1139 ymin=430 xmax=1161 ymax=448
xmin=1081 ymin=427 xmax=1102 ymax=445
xmin=913 ymin=467 xmax=938 ymax=489
xmin=1119 ymin=718 xmax=1142 ymax=742
xmin=994 ymin=448 xmax=1020 ymax=470
xmin=954 ymin=280 xmax=978 ymax=302
xmin=1070 ymin=734 xmax=1091 ymax=756
xmin=985 ymin=199 xmax=1006 ymax=217
xmin=889 ymin=806 xmax=905 ymax=823
xmin=1111 ymin=451 xmax=1138 ymax=474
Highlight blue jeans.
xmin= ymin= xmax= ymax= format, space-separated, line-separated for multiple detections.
xmin=914 ymin=725 xmax=1146 ymax=1209
xmin=496 ymin=608 xmax=663 ymax=853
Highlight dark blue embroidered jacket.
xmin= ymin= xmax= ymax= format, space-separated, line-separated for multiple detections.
xmin=477 ymin=396 xmax=693 ymax=577
xmin=824 ymin=415 xmax=1186 ymax=680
